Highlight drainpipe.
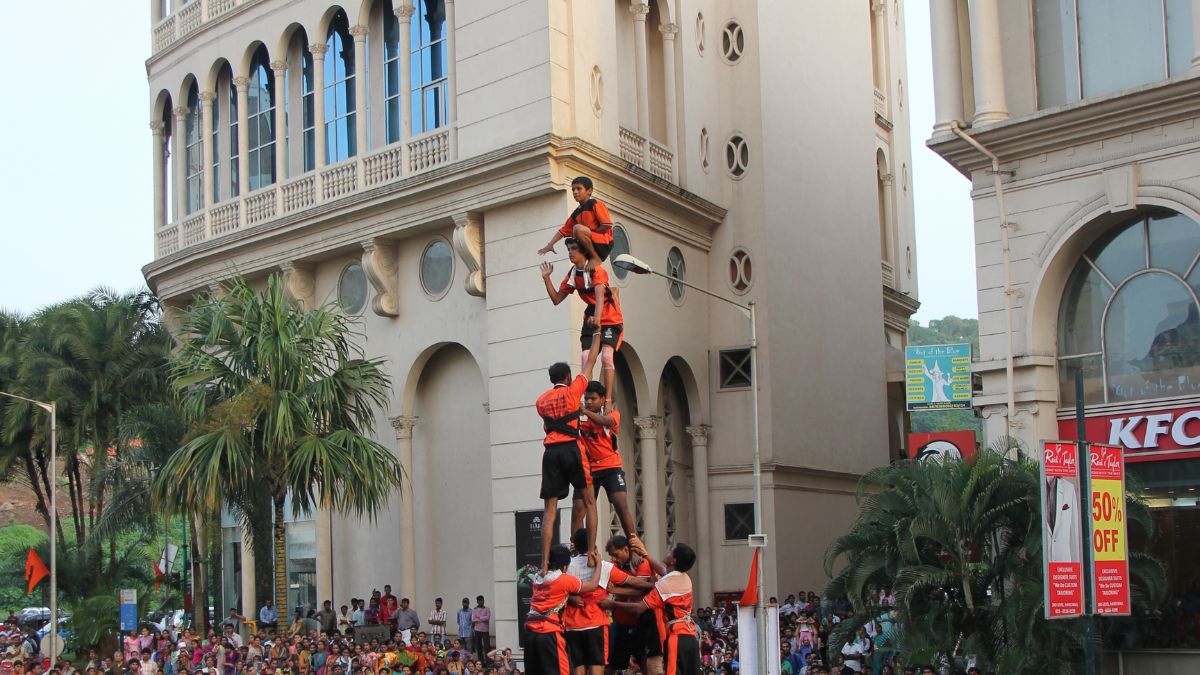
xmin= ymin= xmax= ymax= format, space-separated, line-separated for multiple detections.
xmin=950 ymin=121 xmax=1017 ymax=445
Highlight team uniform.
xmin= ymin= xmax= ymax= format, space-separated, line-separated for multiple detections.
xmin=644 ymin=572 xmax=701 ymax=675
xmin=559 ymin=198 xmax=614 ymax=260
xmin=574 ymin=411 xmax=626 ymax=501
xmin=610 ymin=557 xmax=659 ymax=671
xmin=525 ymin=571 xmax=584 ymax=675
xmin=563 ymin=557 xmax=630 ymax=669
xmin=535 ymin=375 xmax=590 ymax=499
xmin=558 ymin=265 xmax=625 ymax=352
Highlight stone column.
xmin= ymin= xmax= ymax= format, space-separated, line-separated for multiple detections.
xmin=966 ymin=0 xmax=1008 ymax=125
xmin=311 ymin=43 xmax=329 ymax=171
xmin=630 ymin=2 xmax=651 ymax=136
xmin=445 ymin=0 xmax=459 ymax=158
xmin=234 ymin=76 xmax=251 ymax=196
xmin=391 ymin=416 xmax=419 ymax=604
xmin=686 ymin=425 xmax=712 ymax=606
xmin=199 ymin=92 xmax=216 ymax=210
xmin=351 ymin=24 xmax=369 ymax=160
xmin=1192 ymin=0 xmax=1200 ymax=73
xmin=151 ymin=121 xmax=166 ymax=231
xmin=871 ymin=0 xmax=889 ymax=92
xmin=929 ymin=0 xmax=964 ymax=131
xmin=635 ymin=416 xmax=663 ymax=555
xmin=172 ymin=107 xmax=189 ymax=225
xmin=271 ymin=61 xmax=288 ymax=185
xmin=239 ymin=534 xmax=256 ymax=630
xmin=396 ymin=2 xmax=415 ymax=165
xmin=659 ymin=21 xmax=679 ymax=177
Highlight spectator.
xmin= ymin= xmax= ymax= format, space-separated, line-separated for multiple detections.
xmin=469 ymin=597 xmax=491 ymax=664
xmin=259 ymin=601 xmax=278 ymax=633
xmin=394 ymin=600 xmax=420 ymax=644
xmin=315 ymin=602 xmax=338 ymax=636
xmin=455 ymin=600 xmax=472 ymax=644
xmin=427 ymin=599 xmax=446 ymax=647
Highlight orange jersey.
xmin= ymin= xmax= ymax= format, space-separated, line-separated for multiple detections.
xmin=563 ymin=558 xmax=630 ymax=630
xmin=644 ymin=572 xmax=697 ymax=640
xmin=558 ymin=199 xmax=613 ymax=245
xmin=581 ymin=411 xmax=622 ymax=472
xmin=613 ymin=557 xmax=654 ymax=626
xmin=526 ymin=571 xmax=583 ymax=634
xmin=559 ymin=266 xmax=623 ymax=326
xmin=536 ymin=375 xmax=587 ymax=445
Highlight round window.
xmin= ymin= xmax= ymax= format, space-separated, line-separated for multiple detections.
xmin=420 ymin=239 xmax=453 ymax=298
xmin=337 ymin=263 xmax=367 ymax=314
xmin=721 ymin=21 xmax=745 ymax=63
xmin=610 ymin=225 xmax=632 ymax=280
xmin=725 ymin=134 xmax=750 ymax=178
xmin=667 ymin=247 xmax=686 ymax=303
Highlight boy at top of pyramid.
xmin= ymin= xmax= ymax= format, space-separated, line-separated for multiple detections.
xmin=538 ymin=176 xmax=613 ymax=271
xmin=540 ymin=239 xmax=624 ymax=409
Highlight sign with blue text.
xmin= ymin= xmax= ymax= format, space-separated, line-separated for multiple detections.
xmin=119 ymin=588 xmax=138 ymax=632
xmin=906 ymin=343 xmax=973 ymax=411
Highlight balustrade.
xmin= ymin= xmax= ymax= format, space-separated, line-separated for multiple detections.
xmin=321 ymin=162 xmax=358 ymax=201
xmin=282 ymin=175 xmax=316 ymax=213
xmin=408 ymin=130 xmax=450 ymax=173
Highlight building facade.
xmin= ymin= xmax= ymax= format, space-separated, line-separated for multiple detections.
xmin=144 ymin=0 xmax=918 ymax=647
xmin=927 ymin=0 xmax=1200 ymax=664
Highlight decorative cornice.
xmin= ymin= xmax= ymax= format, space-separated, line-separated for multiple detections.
xmin=634 ymin=416 xmax=660 ymax=439
xmin=390 ymin=415 xmax=418 ymax=440
xmin=451 ymin=212 xmax=485 ymax=297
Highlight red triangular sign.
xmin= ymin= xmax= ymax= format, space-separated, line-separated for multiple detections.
xmin=25 ymin=548 xmax=49 ymax=595
xmin=153 ymin=561 xmax=164 ymax=591
xmin=739 ymin=548 xmax=759 ymax=607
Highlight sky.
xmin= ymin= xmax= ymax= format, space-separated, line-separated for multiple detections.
xmin=0 ymin=1 xmax=976 ymax=324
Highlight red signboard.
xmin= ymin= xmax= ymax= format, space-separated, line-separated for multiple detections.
xmin=908 ymin=430 xmax=977 ymax=462
xmin=1089 ymin=443 xmax=1131 ymax=615
xmin=1041 ymin=441 xmax=1085 ymax=619
xmin=1058 ymin=405 xmax=1200 ymax=462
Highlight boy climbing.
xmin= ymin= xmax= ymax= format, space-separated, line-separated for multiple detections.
xmin=571 ymin=381 xmax=641 ymax=555
xmin=538 ymin=176 xmax=614 ymax=270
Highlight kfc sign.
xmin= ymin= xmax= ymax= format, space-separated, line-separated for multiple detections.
xmin=1058 ymin=405 xmax=1200 ymax=462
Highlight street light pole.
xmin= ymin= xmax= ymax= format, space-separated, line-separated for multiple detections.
xmin=1 ymin=391 xmax=57 ymax=659
xmin=612 ymin=255 xmax=768 ymax=673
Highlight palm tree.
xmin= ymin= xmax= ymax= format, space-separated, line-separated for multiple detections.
xmin=154 ymin=272 xmax=403 ymax=621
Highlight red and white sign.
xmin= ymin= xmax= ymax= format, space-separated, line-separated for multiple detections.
xmin=1040 ymin=441 xmax=1084 ymax=619
xmin=1089 ymin=443 xmax=1131 ymax=615
xmin=1057 ymin=404 xmax=1200 ymax=462
xmin=908 ymin=430 xmax=976 ymax=462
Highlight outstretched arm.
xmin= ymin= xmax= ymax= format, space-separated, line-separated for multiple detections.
xmin=541 ymin=262 xmax=568 ymax=305
xmin=599 ymin=598 xmax=649 ymax=616
xmin=539 ymin=230 xmax=566 ymax=255
xmin=580 ymin=407 xmax=616 ymax=427
xmin=581 ymin=332 xmax=602 ymax=379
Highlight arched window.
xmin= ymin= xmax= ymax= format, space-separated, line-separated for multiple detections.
xmin=160 ymin=101 xmax=173 ymax=221
xmin=302 ymin=49 xmax=316 ymax=171
xmin=247 ymin=47 xmax=276 ymax=190
xmin=411 ymin=0 xmax=447 ymax=134
xmin=383 ymin=5 xmax=402 ymax=143
xmin=184 ymin=85 xmax=203 ymax=214
xmin=325 ymin=11 xmax=357 ymax=163
xmin=1057 ymin=209 xmax=1200 ymax=406
xmin=228 ymin=73 xmax=240 ymax=197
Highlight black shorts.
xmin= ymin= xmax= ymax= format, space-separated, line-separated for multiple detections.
xmin=540 ymin=441 xmax=588 ymax=500
xmin=580 ymin=320 xmax=624 ymax=351
xmin=595 ymin=242 xmax=611 ymax=261
xmin=567 ymin=627 xmax=608 ymax=667
xmin=664 ymin=634 xmax=701 ymax=675
xmin=574 ymin=467 xmax=627 ymax=501
xmin=639 ymin=610 xmax=663 ymax=657
xmin=525 ymin=630 xmax=570 ymax=675
xmin=608 ymin=622 xmax=640 ymax=671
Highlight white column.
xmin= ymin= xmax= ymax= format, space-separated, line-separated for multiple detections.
xmin=1192 ymin=0 xmax=1200 ymax=72
xmin=310 ymin=43 xmax=329 ymax=197
xmin=871 ymin=1 xmax=889 ymax=92
xmin=686 ymin=425 xmax=712 ymax=607
xmin=966 ymin=0 xmax=1008 ymax=125
xmin=199 ymin=92 xmax=215 ymax=209
xmin=351 ymin=24 xmax=369 ymax=160
xmin=659 ymin=21 xmax=679 ymax=177
xmin=239 ymin=534 xmax=256 ymax=627
xmin=444 ymin=0 xmax=459 ymax=158
xmin=172 ymin=107 xmax=189 ymax=225
xmin=635 ymin=416 xmax=663 ymax=555
xmin=271 ymin=61 xmax=288 ymax=183
xmin=929 ymin=0 xmax=964 ymax=131
xmin=396 ymin=3 xmax=415 ymax=166
xmin=151 ymin=121 xmax=166 ymax=231
xmin=235 ymin=76 xmax=251 ymax=193
xmin=391 ymin=416 xmax=419 ymax=604
xmin=630 ymin=2 xmax=651 ymax=136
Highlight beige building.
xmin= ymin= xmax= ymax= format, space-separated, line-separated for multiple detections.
xmin=927 ymin=0 xmax=1200 ymax=667
xmin=143 ymin=0 xmax=918 ymax=647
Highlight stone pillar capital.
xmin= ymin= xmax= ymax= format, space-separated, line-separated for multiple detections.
xmin=685 ymin=425 xmax=710 ymax=445
xmin=309 ymin=43 xmax=328 ymax=57
xmin=629 ymin=2 xmax=649 ymax=20
xmin=395 ymin=3 xmax=415 ymax=20
xmin=172 ymin=106 xmax=190 ymax=120
xmin=659 ymin=22 xmax=678 ymax=39
xmin=270 ymin=60 xmax=288 ymax=74
xmin=350 ymin=24 xmax=369 ymax=40
xmin=233 ymin=76 xmax=250 ymax=90
xmin=198 ymin=90 xmax=216 ymax=103
xmin=390 ymin=415 xmax=419 ymax=440
xmin=149 ymin=120 xmax=166 ymax=134
xmin=634 ymin=416 xmax=660 ymax=439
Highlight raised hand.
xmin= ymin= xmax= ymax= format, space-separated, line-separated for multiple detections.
xmin=538 ymin=244 xmax=556 ymax=255
xmin=539 ymin=261 xmax=554 ymax=278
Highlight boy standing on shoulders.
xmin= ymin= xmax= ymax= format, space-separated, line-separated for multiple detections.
xmin=539 ymin=176 xmax=615 ymax=270
xmin=570 ymin=382 xmax=639 ymax=552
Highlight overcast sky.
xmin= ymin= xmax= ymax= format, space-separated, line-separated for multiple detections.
xmin=0 ymin=1 xmax=975 ymax=324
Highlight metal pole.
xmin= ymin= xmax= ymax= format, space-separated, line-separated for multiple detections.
xmin=1075 ymin=368 xmax=1096 ymax=675
xmin=49 ymin=401 xmax=58 ymax=661
xmin=749 ymin=302 xmax=767 ymax=674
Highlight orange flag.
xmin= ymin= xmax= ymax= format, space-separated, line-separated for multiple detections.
xmin=739 ymin=548 xmax=759 ymax=607
xmin=154 ymin=561 xmax=164 ymax=591
xmin=25 ymin=548 xmax=49 ymax=594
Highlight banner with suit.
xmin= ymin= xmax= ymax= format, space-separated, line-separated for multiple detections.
xmin=1040 ymin=441 xmax=1085 ymax=619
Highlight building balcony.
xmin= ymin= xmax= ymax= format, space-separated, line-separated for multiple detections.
xmin=618 ymin=126 xmax=674 ymax=183
xmin=153 ymin=0 xmax=246 ymax=54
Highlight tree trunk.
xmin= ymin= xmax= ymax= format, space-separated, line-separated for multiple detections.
xmin=191 ymin=512 xmax=208 ymax=634
xmin=22 ymin=452 xmax=51 ymax=530
xmin=273 ymin=496 xmax=288 ymax=623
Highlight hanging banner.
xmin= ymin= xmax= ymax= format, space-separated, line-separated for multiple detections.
xmin=514 ymin=509 xmax=560 ymax=647
xmin=1040 ymin=441 xmax=1084 ymax=619
xmin=1089 ymin=443 xmax=1131 ymax=615
xmin=905 ymin=343 xmax=973 ymax=411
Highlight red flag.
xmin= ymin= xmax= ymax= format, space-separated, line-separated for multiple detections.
xmin=739 ymin=549 xmax=759 ymax=607
xmin=153 ymin=561 xmax=164 ymax=591
xmin=25 ymin=548 xmax=49 ymax=594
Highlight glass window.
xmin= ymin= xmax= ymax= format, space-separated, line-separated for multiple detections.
xmin=325 ymin=11 xmax=357 ymax=163
xmin=719 ymin=349 xmax=753 ymax=389
xmin=302 ymin=50 xmax=316 ymax=172
xmin=723 ymin=503 xmax=754 ymax=540
xmin=212 ymin=81 xmax=221 ymax=203
xmin=383 ymin=7 xmax=403 ymax=144
xmin=337 ymin=263 xmax=367 ymax=314
xmin=667 ymin=246 xmax=686 ymax=302
xmin=410 ymin=0 xmax=447 ymax=135
xmin=1057 ymin=210 xmax=1200 ymax=405
xmin=1035 ymin=0 xmax=1194 ymax=108
xmin=247 ymin=47 xmax=276 ymax=191
xmin=420 ymin=239 xmax=453 ymax=298
xmin=184 ymin=86 xmax=204 ymax=215
xmin=610 ymin=225 xmax=631 ymax=280
xmin=229 ymin=77 xmax=239 ymax=197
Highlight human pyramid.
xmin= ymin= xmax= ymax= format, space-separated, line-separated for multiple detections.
xmin=527 ymin=177 xmax=700 ymax=675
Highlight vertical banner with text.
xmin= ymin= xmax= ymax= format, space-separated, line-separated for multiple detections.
xmin=1040 ymin=441 xmax=1084 ymax=619
xmin=514 ymin=510 xmax=560 ymax=647
xmin=1089 ymin=443 xmax=1131 ymax=615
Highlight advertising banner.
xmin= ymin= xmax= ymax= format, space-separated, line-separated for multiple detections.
xmin=514 ymin=510 xmax=559 ymax=647
xmin=1089 ymin=443 xmax=1131 ymax=615
xmin=905 ymin=344 xmax=973 ymax=411
xmin=119 ymin=588 xmax=138 ymax=631
xmin=908 ymin=430 xmax=977 ymax=462
xmin=1040 ymin=441 xmax=1084 ymax=619
xmin=1057 ymin=404 xmax=1200 ymax=462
